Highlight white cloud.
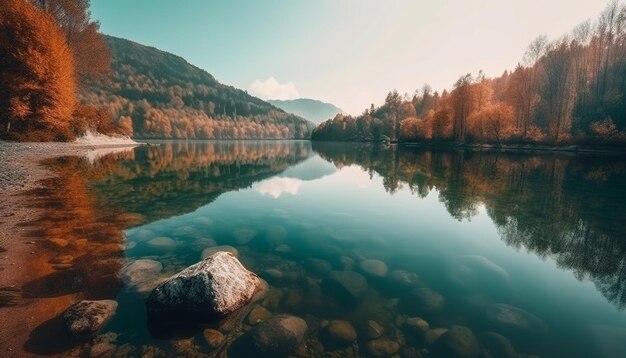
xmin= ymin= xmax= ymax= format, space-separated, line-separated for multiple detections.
xmin=249 ymin=77 xmax=300 ymax=100
xmin=253 ymin=177 xmax=303 ymax=198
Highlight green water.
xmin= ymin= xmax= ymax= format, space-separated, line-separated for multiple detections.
xmin=58 ymin=141 xmax=626 ymax=356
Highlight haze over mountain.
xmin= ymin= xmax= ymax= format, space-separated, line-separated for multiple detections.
xmin=81 ymin=36 xmax=312 ymax=139
xmin=268 ymin=98 xmax=344 ymax=124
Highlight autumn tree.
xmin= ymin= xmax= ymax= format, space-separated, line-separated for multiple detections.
xmin=32 ymin=0 xmax=110 ymax=80
xmin=0 ymin=0 xmax=76 ymax=140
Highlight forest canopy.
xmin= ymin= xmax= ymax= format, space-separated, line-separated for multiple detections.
xmin=312 ymin=2 xmax=626 ymax=146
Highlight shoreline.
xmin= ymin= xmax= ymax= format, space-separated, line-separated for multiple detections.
xmin=0 ymin=141 xmax=140 ymax=356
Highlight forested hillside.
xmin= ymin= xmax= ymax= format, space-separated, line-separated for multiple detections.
xmin=268 ymin=98 xmax=344 ymax=124
xmin=81 ymin=36 xmax=312 ymax=139
xmin=313 ymin=2 xmax=626 ymax=146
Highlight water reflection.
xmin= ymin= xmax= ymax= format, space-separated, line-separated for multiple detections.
xmin=16 ymin=140 xmax=626 ymax=357
xmin=314 ymin=142 xmax=626 ymax=310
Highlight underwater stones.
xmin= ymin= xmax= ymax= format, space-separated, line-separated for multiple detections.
xmin=485 ymin=304 xmax=547 ymax=335
xmin=132 ymin=228 xmax=154 ymax=241
xmin=121 ymin=259 xmax=163 ymax=287
xmin=303 ymin=258 xmax=333 ymax=275
xmin=233 ymin=229 xmax=256 ymax=245
xmin=248 ymin=305 xmax=272 ymax=325
xmin=261 ymin=268 xmax=284 ymax=282
xmin=147 ymin=237 xmax=176 ymax=250
xmin=327 ymin=320 xmax=357 ymax=344
xmin=264 ymin=225 xmax=288 ymax=247
xmin=339 ymin=256 xmax=354 ymax=270
xmin=480 ymin=332 xmax=517 ymax=358
xmin=62 ymin=300 xmax=118 ymax=340
xmin=201 ymin=245 xmax=239 ymax=259
xmin=403 ymin=287 xmax=445 ymax=314
xmin=424 ymin=328 xmax=449 ymax=345
xmin=389 ymin=270 xmax=420 ymax=289
xmin=146 ymin=252 xmax=260 ymax=319
xmin=367 ymin=320 xmax=385 ymax=339
xmin=275 ymin=244 xmax=292 ymax=254
xmin=202 ymin=328 xmax=225 ymax=349
xmin=89 ymin=342 xmax=116 ymax=358
xmin=366 ymin=338 xmax=400 ymax=357
xmin=322 ymin=270 xmax=368 ymax=303
xmin=405 ymin=317 xmax=430 ymax=335
xmin=233 ymin=315 xmax=308 ymax=357
xmin=432 ymin=325 xmax=480 ymax=358
xmin=193 ymin=237 xmax=217 ymax=250
xmin=360 ymin=259 xmax=389 ymax=278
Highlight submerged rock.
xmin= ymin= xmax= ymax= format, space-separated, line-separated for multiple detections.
xmin=147 ymin=237 xmax=177 ymax=250
xmin=121 ymin=259 xmax=163 ymax=289
xmin=425 ymin=328 xmax=449 ymax=345
xmin=303 ymin=258 xmax=333 ymax=275
xmin=201 ymin=245 xmax=239 ymax=259
xmin=432 ymin=325 xmax=480 ymax=358
xmin=327 ymin=320 xmax=357 ymax=344
xmin=146 ymin=251 xmax=260 ymax=319
xmin=485 ymin=304 xmax=547 ymax=334
xmin=367 ymin=320 xmax=385 ymax=339
xmin=231 ymin=315 xmax=308 ymax=357
xmin=403 ymin=287 xmax=445 ymax=314
xmin=62 ymin=300 xmax=118 ymax=340
xmin=322 ymin=270 xmax=368 ymax=303
xmin=366 ymin=338 xmax=400 ymax=357
xmin=233 ymin=229 xmax=257 ymax=245
xmin=405 ymin=317 xmax=429 ymax=335
xmin=480 ymin=332 xmax=517 ymax=358
xmin=202 ymin=328 xmax=225 ymax=349
xmin=247 ymin=305 xmax=272 ymax=325
xmin=360 ymin=259 xmax=388 ymax=278
xmin=388 ymin=270 xmax=420 ymax=289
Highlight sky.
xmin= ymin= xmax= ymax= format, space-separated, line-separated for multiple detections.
xmin=91 ymin=0 xmax=611 ymax=115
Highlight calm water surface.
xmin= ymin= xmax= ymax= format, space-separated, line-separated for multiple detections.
xmin=37 ymin=141 xmax=626 ymax=357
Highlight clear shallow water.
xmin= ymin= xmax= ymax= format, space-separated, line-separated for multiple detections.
xmin=34 ymin=141 xmax=626 ymax=357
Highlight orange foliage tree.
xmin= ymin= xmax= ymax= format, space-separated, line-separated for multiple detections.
xmin=0 ymin=0 xmax=76 ymax=141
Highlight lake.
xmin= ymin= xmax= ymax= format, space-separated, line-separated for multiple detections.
xmin=25 ymin=141 xmax=626 ymax=357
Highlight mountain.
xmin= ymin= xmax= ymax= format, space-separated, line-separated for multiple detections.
xmin=80 ymin=36 xmax=312 ymax=139
xmin=268 ymin=98 xmax=344 ymax=124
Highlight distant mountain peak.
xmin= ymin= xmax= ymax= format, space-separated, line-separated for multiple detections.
xmin=268 ymin=98 xmax=344 ymax=124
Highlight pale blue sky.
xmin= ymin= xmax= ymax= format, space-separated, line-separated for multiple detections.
xmin=91 ymin=0 xmax=611 ymax=114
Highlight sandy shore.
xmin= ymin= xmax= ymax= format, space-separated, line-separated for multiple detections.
xmin=0 ymin=140 xmax=140 ymax=356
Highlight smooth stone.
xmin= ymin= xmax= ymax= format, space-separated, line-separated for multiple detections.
xmin=194 ymin=237 xmax=217 ymax=249
xmin=480 ymin=332 xmax=517 ymax=358
xmin=303 ymin=258 xmax=333 ymax=275
xmin=327 ymin=320 xmax=357 ymax=344
xmin=262 ymin=268 xmax=284 ymax=281
xmin=404 ymin=287 xmax=444 ymax=313
xmin=234 ymin=315 xmax=308 ymax=357
xmin=339 ymin=256 xmax=354 ymax=270
xmin=425 ymin=328 xmax=449 ymax=345
xmin=360 ymin=259 xmax=388 ymax=278
xmin=323 ymin=270 xmax=368 ymax=302
xmin=405 ymin=317 xmax=429 ymax=334
xmin=147 ymin=237 xmax=176 ymax=250
xmin=275 ymin=244 xmax=292 ymax=253
xmin=265 ymin=226 xmax=288 ymax=246
xmin=432 ymin=325 xmax=480 ymax=358
xmin=172 ymin=225 xmax=198 ymax=237
xmin=132 ymin=228 xmax=154 ymax=241
xmin=202 ymin=328 xmax=225 ymax=349
xmin=147 ymin=252 xmax=260 ymax=318
xmin=89 ymin=342 xmax=116 ymax=358
xmin=234 ymin=229 xmax=256 ymax=244
xmin=201 ymin=245 xmax=239 ymax=259
xmin=367 ymin=320 xmax=385 ymax=339
xmin=366 ymin=338 xmax=400 ymax=357
xmin=248 ymin=305 xmax=272 ymax=325
xmin=485 ymin=304 xmax=547 ymax=334
xmin=62 ymin=300 xmax=118 ymax=340
xmin=389 ymin=270 xmax=420 ymax=288
xmin=121 ymin=259 xmax=163 ymax=286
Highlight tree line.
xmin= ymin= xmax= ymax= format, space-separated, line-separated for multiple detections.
xmin=313 ymin=1 xmax=626 ymax=146
xmin=0 ymin=0 xmax=120 ymax=141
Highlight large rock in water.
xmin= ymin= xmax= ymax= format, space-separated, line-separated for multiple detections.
xmin=62 ymin=300 xmax=117 ymax=340
xmin=146 ymin=251 xmax=260 ymax=319
xmin=230 ymin=315 xmax=308 ymax=357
